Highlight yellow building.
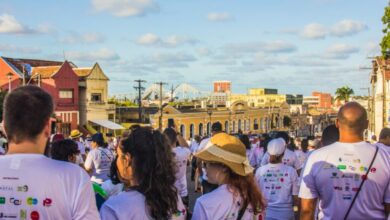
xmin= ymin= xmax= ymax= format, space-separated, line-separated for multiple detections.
xmin=150 ymin=100 xmax=290 ymax=140
xmin=227 ymin=88 xmax=287 ymax=108
xmin=74 ymin=63 xmax=121 ymax=135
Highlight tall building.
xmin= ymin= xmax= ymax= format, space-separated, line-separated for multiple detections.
xmin=370 ymin=57 xmax=390 ymax=136
xmin=312 ymin=92 xmax=332 ymax=108
xmin=227 ymin=88 xmax=286 ymax=108
xmin=286 ymin=94 xmax=303 ymax=105
xmin=214 ymin=81 xmax=231 ymax=93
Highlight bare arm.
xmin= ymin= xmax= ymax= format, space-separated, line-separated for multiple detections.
xmin=385 ymin=203 xmax=390 ymax=217
xmin=300 ymin=198 xmax=317 ymax=220
xmin=176 ymin=134 xmax=189 ymax=148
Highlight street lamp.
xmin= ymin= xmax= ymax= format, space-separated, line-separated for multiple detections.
xmin=207 ymin=109 xmax=212 ymax=136
xmin=6 ymin=72 xmax=13 ymax=92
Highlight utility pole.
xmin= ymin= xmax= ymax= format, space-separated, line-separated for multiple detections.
xmin=134 ymin=80 xmax=146 ymax=123
xmin=156 ymin=82 xmax=167 ymax=130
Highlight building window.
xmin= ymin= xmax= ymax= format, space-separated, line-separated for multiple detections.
xmin=59 ymin=90 xmax=73 ymax=99
xmin=91 ymin=93 xmax=102 ymax=102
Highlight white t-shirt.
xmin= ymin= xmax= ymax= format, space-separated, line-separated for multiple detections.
xmin=250 ymin=146 xmax=264 ymax=168
xmin=196 ymin=138 xmax=210 ymax=153
xmin=173 ymin=146 xmax=191 ymax=197
xmin=193 ymin=184 xmax=261 ymax=220
xmin=76 ymin=141 xmax=86 ymax=155
xmin=376 ymin=142 xmax=390 ymax=153
xmin=0 ymin=146 xmax=5 ymax=155
xmin=255 ymin=163 xmax=299 ymax=208
xmin=100 ymin=190 xmax=186 ymax=220
xmin=299 ymin=141 xmax=390 ymax=220
xmin=85 ymin=147 xmax=114 ymax=184
xmin=190 ymin=141 xmax=200 ymax=153
xmin=261 ymin=149 xmax=302 ymax=170
xmin=0 ymin=154 xmax=99 ymax=219
xmin=295 ymin=149 xmax=308 ymax=167
xmin=101 ymin=179 xmax=124 ymax=198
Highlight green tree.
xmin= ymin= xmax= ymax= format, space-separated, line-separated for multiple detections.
xmin=335 ymin=86 xmax=354 ymax=103
xmin=381 ymin=4 xmax=390 ymax=57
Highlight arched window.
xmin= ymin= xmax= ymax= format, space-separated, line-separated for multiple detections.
xmin=207 ymin=122 xmax=211 ymax=136
xmin=190 ymin=124 xmax=194 ymax=139
xmin=238 ymin=119 xmax=242 ymax=131
xmin=180 ymin=124 xmax=186 ymax=138
xmin=232 ymin=121 xmax=236 ymax=133
xmin=199 ymin=123 xmax=203 ymax=136
xmin=225 ymin=121 xmax=229 ymax=133
xmin=254 ymin=119 xmax=258 ymax=130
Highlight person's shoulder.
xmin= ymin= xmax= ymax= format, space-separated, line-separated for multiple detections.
xmin=104 ymin=190 xmax=145 ymax=211
xmin=197 ymin=185 xmax=231 ymax=205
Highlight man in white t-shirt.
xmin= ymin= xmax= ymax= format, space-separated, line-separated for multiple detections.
xmin=163 ymin=127 xmax=191 ymax=207
xmin=299 ymin=102 xmax=390 ymax=220
xmin=376 ymin=128 xmax=390 ymax=153
xmin=0 ymin=86 xmax=99 ymax=219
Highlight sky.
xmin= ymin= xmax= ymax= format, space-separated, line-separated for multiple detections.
xmin=0 ymin=0 xmax=387 ymax=97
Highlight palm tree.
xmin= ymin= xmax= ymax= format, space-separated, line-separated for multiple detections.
xmin=335 ymin=86 xmax=354 ymax=103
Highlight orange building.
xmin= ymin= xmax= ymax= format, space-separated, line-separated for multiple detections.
xmin=312 ymin=91 xmax=332 ymax=108
xmin=213 ymin=81 xmax=231 ymax=93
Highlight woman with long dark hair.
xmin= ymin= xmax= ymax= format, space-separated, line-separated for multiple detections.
xmin=100 ymin=127 xmax=186 ymax=220
xmin=192 ymin=133 xmax=265 ymax=219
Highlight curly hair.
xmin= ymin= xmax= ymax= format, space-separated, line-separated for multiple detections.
xmin=120 ymin=127 xmax=178 ymax=219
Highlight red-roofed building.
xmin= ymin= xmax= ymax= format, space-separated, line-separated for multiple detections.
xmin=0 ymin=57 xmax=80 ymax=135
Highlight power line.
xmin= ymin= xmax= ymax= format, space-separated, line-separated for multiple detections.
xmin=134 ymin=79 xmax=146 ymax=123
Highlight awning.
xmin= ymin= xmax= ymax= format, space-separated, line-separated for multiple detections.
xmin=89 ymin=119 xmax=125 ymax=130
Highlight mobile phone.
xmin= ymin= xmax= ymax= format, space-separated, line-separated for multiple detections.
xmin=168 ymin=118 xmax=175 ymax=128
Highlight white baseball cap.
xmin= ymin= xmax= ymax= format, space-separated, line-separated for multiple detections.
xmin=267 ymin=138 xmax=286 ymax=156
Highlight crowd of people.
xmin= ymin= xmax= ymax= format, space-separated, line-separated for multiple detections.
xmin=0 ymin=85 xmax=390 ymax=220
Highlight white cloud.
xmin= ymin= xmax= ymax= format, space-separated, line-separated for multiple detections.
xmin=323 ymin=43 xmax=359 ymax=59
xmin=136 ymin=33 xmax=199 ymax=47
xmin=60 ymin=32 xmax=105 ymax=44
xmin=0 ymin=14 xmax=34 ymax=34
xmin=136 ymin=52 xmax=197 ymax=68
xmin=91 ymin=0 xmax=159 ymax=17
xmin=136 ymin=33 xmax=160 ymax=45
xmin=301 ymin=23 xmax=327 ymax=39
xmin=0 ymin=44 xmax=41 ymax=54
xmin=223 ymin=40 xmax=297 ymax=54
xmin=207 ymin=12 xmax=233 ymax=22
xmin=330 ymin=20 xmax=367 ymax=37
xmin=65 ymin=48 xmax=120 ymax=62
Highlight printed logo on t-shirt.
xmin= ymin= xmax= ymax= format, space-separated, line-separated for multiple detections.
xmin=0 ymin=185 xmax=13 ymax=191
xmin=17 ymin=185 xmax=28 ymax=192
xmin=30 ymin=211 xmax=39 ymax=220
xmin=173 ymin=209 xmax=186 ymax=217
xmin=26 ymin=197 xmax=38 ymax=205
xmin=10 ymin=197 xmax=22 ymax=205
xmin=0 ymin=212 xmax=17 ymax=218
xmin=0 ymin=197 xmax=5 ymax=204
xmin=43 ymin=198 xmax=52 ymax=207
xmin=20 ymin=209 xmax=27 ymax=220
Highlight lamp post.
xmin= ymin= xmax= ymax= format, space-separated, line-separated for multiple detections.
xmin=6 ymin=72 xmax=13 ymax=92
xmin=207 ymin=109 xmax=212 ymax=136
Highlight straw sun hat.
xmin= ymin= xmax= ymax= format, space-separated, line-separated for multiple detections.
xmin=195 ymin=133 xmax=253 ymax=176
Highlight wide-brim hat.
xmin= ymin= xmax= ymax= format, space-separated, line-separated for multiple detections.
xmin=195 ymin=133 xmax=253 ymax=176
xmin=70 ymin=129 xmax=83 ymax=139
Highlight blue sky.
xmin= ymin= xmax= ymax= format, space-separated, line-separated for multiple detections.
xmin=0 ymin=0 xmax=387 ymax=97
